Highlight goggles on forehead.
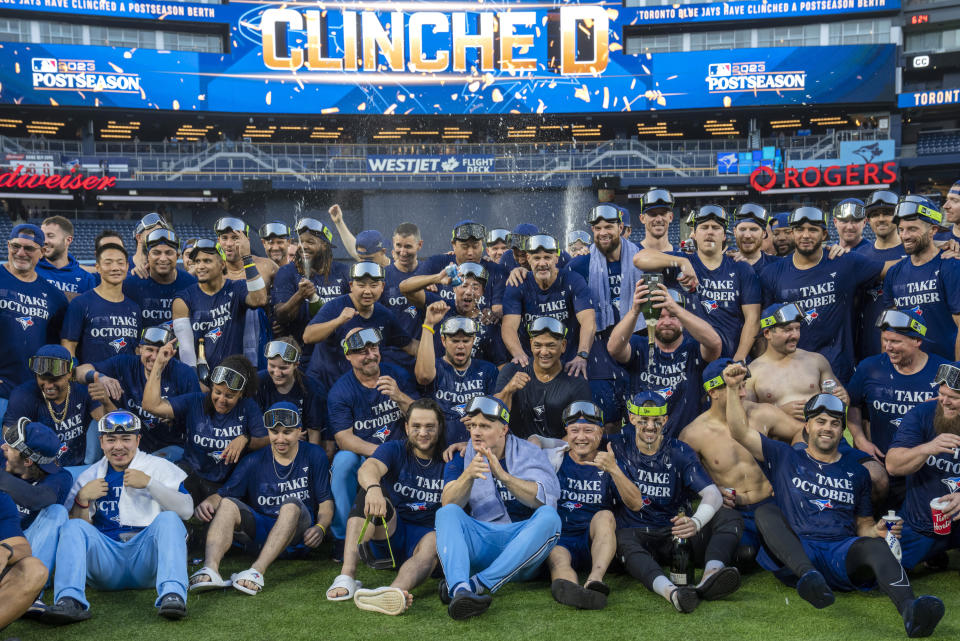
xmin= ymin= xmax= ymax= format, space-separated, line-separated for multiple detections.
xmin=865 ymin=190 xmax=898 ymax=213
xmin=350 ymin=261 xmax=385 ymax=281
xmin=440 ymin=316 xmax=479 ymax=337
xmin=641 ymin=189 xmax=674 ymax=211
xmin=264 ymin=407 xmax=301 ymax=430
xmin=295 ymin=218 xmax=335 ymax=245
xmin=29 ymin=355 xmax=72 ymax=378
xmin=789 ymin=207 xmax=828 ymax=228
xmin=98 ymin=410 xmax=142 ymax=434
xmin=893 ymin=199 xmax=942 ymax=225
xmin=734 ymin=203 xmax=768 ymax=227
xmin=135 ymin=213 xmax=169 ymax=236
xmin=259 ymin=223 xmax=290 ymax=240
xmin=342 ymin=328 xmax=382 ymax=354
xmin=3 ymin=418 xmax=58 ymax=465
xmin=188 ymin=239 xmax=224 ymax=261
xmin=210 ymin=366 xmax=247 ymax=391
xmin=934 ymin=363 xmax=960 ymax=391
xmin=485 ymin=229 xmax=510 ymax=245
xmin=451 ymin=223 xmax=486 ymax=242
xmin=524 ymin=234 xmax=560 ymax=254
xmin=145 ymin=228 xmax=180 ymax=252
xmin=760 ymin=303 xmax=804 ymax=329
xmin=457 ymin=262 xmax=488 ymax=284
xmin=587 ymin=204 xmax=623 ymax=225
xmin=832 ymin=200 xmax=865 ymax=221
xmin=140 ymin=326 xmax=175 ymax=347
xmin=265 ymin=340 xmax=300 ymax=363
xmin=693 ymin=205 xmax=729 ymax=228
xmin=876 ymin=309 xmax=927 ymax=338
xmin=561 ymin=401 xmax=604 ymax=426
xmin=527 ymin=316 xmax=567 ymax=339
xmin=803 ymin=393 xmax=847 ymax=425
xmin=566 ymin=230 xmax=591 ymax=246
xmin=214 ymin=217 xmax=248 ymax=236
xmin=465 ymin=396 xmax=510 ymax=424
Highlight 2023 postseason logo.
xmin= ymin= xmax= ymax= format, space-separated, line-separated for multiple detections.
xmin=31 ymin=58 xmax=142 ymax=93
xmin=706 ymin=61 xmax=806 ymax=93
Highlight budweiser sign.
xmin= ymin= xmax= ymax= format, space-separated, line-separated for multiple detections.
xmin=0 ymin=165 xmax=116 ymax=191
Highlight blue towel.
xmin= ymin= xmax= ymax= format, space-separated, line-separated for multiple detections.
xmin=465 ymin=434 xmax=560 ymax=524
xmin=588 ymin=237 xmax=642 ymax=332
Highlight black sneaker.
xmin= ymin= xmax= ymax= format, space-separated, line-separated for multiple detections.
xmin=696 ymin=566 xmax=741 ymax=601
xmin=448 ymin=591 xmax=492 ymax=621
xmin=438 ymin=579 xmax=451 ymax=605
xmin=551 ymin=579 xmax=606 ymax=610
xmin=669 ymin=586 xmax=700 ymax=613
xmin=903 ymin=595 xmax=945 ymax=638
xmin=21 ymin=598 xmax=48 ymax=621
xmin=796 ymin=570 xmax=835 ymax=609
xmin=158 ymin=593 xmax=187 ymax=621
xmin=42 ymin=598 xmax=91 ymax=626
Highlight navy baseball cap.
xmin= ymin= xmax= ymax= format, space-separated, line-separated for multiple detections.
xmin=702 ymin=357 xmax=750 ymax=392
xmin=759 ymin=302 xmax=804 ymax=330
xmin=769 ymin=213 xmax=790 ymax=231
xmin=34 ymin=344 xmax=72 ymax=361
xmin=627 ymin=390 xmax=669 ymax=416
xmin=3 ymin=420 xmax=62 ymax=474
xmin=264 ymin=401 xmax=301 ymax=429
xmin=876 ymin=308 xmax=927 ymax=341
xmin=10 ymin=224 xmax=45 ymax=246
xmin=512 ymin=223 xmax=539 ymax=236
xmin=355 ymin=230 xmax=384 ymax=256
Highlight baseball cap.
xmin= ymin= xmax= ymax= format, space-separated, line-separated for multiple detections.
xmin=10 ymin=224 xmax=44 ymax=246
xmin=355 ymin=230 xmax=385 ymax=256
xmin=451 ymin=220 xmax=485 ymax=242
xmin=2 ymin=420 xmax=62 ymax=474
xmin=876 ymin=308 xmax=927 ymax=340
xmin=833 ymin=198 xmax=866 ymax=221
xmin=512 ymin=223 xmax=539 ymax=236
xmin=34 ymin=344 xmax=72 ymax=361
xmin=626 ymin=390 xmax=669 ymax=416
xmin=769 ymin=213 xmax=791 ymax=231
xmin=702 ymin=357 xmax=750 ymax=392
xmin=759 ymin=303 xmax=804 ymax=330
xmin=264 ymin=401 xmax=301 ymax=430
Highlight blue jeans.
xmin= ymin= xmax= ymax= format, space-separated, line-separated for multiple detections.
xmin=436 ymin=504 xmax=560 ymax=596
xmin=25 ymin=504 xmax=69 ymax=573
xmin=149 ymin=445 xmax=184 ymax=463
xmin=53 ymin=511 xmax=188 ymax=609
xmin=330 ymin=450 xmax=364 ymax=540
xmin=84 ymin=420 xmax=100 ymax=465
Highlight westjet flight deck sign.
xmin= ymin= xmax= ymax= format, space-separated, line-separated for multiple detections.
xmin=0 ymin=0 xmax=896 ymax=115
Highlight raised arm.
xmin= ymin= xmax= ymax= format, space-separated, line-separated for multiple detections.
xmin=724 ymin=362 xmax=764 ymax=460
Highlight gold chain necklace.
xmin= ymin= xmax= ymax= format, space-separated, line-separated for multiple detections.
xmin=44 ymin=386 xmax=71 ymax=424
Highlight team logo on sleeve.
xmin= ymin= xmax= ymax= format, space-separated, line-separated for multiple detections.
xmin=561 ymin=501 xmax=583 ymax=511
xmin=16 ymin=316 xmax=34 ymax=330
xmin=374 ymin=426 xmax=391 ymax=442
xmin=700 ymin=299 xmax=719 ymax=313
xmin=941 ymin=477 xmax=960 ymax=493
xmin=803 ymin=308 xmax=819 ymax=323
xmin=409 ymin=502 xmax=428 ymax=511
xmin=109 ymin=337 xmax=128 ymax=353
xmin=809 ymin=498 xmax=833 ymax=511
xmin=205 ymin=327 xmax=223 ymax=343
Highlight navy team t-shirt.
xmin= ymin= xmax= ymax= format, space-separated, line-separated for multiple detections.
xmin=3 ymin=381 xmax=99 ymax=466
xmin=625 ymin=333 xmax=705 ymax=438
xmin=556 ymin=451 xmax=615 ymax=535
xmin=421 ymin=357 xmax=497 ymax=444
xmin=61 ymin=290 xmax=141 ymax=363
xmin=882 ymin=254 xmax=960 ymax=361
xmin=177 ymin=279 xmax=249 ymax=370
xmin=123 ymin=268 xmax=197 ymax=326
xmin=327 ymin=362 xmax=418 ymax=445
xmin=372 ymin=439 xmax=445 ymax=528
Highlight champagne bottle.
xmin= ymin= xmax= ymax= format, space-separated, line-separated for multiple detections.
xmin=670 ymin=508 xmax=695 ymax=586
xmin=196 ymin=337 xmax=210 ymax=385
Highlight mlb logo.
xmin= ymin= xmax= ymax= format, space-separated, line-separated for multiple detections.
xmin=32 ymin=58 xmax=58 ymax=73
xmin=810 ymin=498 xmax=833 ymax=511
xmin=701 ymin=299 xmax=719 ymax=313
xmin=910 ymin=305 xmax=923 ymax=316
xmin=708 ymin=63 xmax=731 ymax=77
xmin=205 ymin=327 xmax=223 ymax=342
xmin=16 ymin=316 xmax=34 ymax=330
xmin=110 ymin=337 xmax=127 ymax=352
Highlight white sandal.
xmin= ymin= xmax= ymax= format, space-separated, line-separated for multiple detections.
xmin=354 ymin=586 xmax=408 ymax=616
xmin=326 ymin=574 xmax=362 ymax=601
xmin=188 ymin=567 xmax=231 ymax=592
xmin=230 ymin=568 xmax=264 ymax=595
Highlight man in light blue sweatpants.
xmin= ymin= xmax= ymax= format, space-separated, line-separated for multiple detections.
xmin=43 ymin=411 xmax=194 ymax=625
xmin=436 ymin=395 xmax=561 ymax=620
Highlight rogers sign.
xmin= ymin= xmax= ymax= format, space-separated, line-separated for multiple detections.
xmin=749 ymin=162 xmax=897 ymax=192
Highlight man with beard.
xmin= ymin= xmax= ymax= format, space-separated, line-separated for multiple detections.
xmin=415 ymin=302 xmax=498 ymax=445
xmin=272 ymin=217 xmax=350 ymax=368
xmin=608 ymin=281 xmax=721 ymax=437
xmin=636 ymin=205 xmax=761 ymax=361
xmin=882 ymin=196 xmax=960 ymax=361
xmin=857 ymin=190 xmax=907 ymax=359
xmin=726 ymin=364 xmax=946 ymax=638
xmin=769 ymin=213 xmax=795 ymax=257
xmin=259 ymin=222 xmax=291 ymax=267
xmin=886 ymin=361 xmax=960 ymax=570
xmin=378 ymin=224 xmax=425 ymax=370
xmin=36 ymin=216 xmax=97 ymax=296
xmin=731 ymin=203 xmax=779 ymax=274
xmin=833 ymin=199 xmax=872 ymax=253
xmin=172 ymin=239 xmax=268 ymax=373
xmin=638 ymin=188 xmax=675 ymax=252
xmin=123 ymin=229 xmax=197 ymax=327
xmin=760 ymin=207 xmax=883 ymax=384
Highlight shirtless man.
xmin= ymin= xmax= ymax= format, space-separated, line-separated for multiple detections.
xmin=745 ymin=303 xmax=887 ymax=503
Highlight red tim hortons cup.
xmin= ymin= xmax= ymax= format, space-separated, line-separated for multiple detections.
xmin=930 ymin=498 xmax=951 ymax=535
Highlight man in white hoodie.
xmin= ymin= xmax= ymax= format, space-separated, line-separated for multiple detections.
xmin=44 ymin=410 xmax=193 ymax=625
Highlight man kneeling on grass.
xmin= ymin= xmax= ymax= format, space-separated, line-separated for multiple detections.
xmin=436 ymin=396 xmax=561 ymax=620
xmin=327 ymin=398 xmax=446 ymax=615
xmin=190 ymin=402 xmax=332 ymax=595
xmin=47 ymin=411 xmax=193 ymax=624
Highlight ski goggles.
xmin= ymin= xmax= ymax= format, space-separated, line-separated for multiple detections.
xmin=140 ymin=326 xmax=175 ymax=347
xmin=865 ymin=190 xmax=898 ymax=214
xmin=527 ymin=316 xmax=567 ymax=339
xmin=789 ymin=207 xmax=828 ymax=228
xmin=210 ymin=366 xmax=247 ymax=391
xmin=693 ymin=205 xmax=729 ymax=228
xmin=188 ymin=239 xmax=225 ymax=261
xmin=28 ymin=355 xmax=72 ymax=378
xmin=587 ymin=203 xmax=623 ymax=225
xmin=458 ymin=262 xmax=488 ymax=284
xmin=357 ymin=515 xmax=395 ymax=570
xmin=440 ymin=317 xmax=479 ymax=337
xmin=264 ymin=340 xmax=300 ymax=363
xmin=566 ymin=230 xmax=591 ymax=246
xmin=876 ymin=309 xmax=927 ymax=338
xmin=803 ymin=393 xmax=847 ymax=425
xmin=760 ymin=303 xmax=804 ymax=329
xmin=703 ymin=362 xmax=751 ymax=392
xmin=342 ymin=328 xmax=382 ymax=355
xmin=259 ymin=223 xmax=290 ymax=240
xmin=264 ymin=407 xmax=301 ymax=430
xmin=134 ymin=213 xmax=169 ymax=236
xmin=832 ymin=200 xmax=865 ymax=221
xmin=3 ymin=418 xmax=58 ymax=466
xmin=214 ymin=217 xmax=249 ymax=236
xmin=734 ymin=203 xmax=768 ymax=228
xmin=561 ymin=401 xmax=604 ymax=426
xmin=893 ymin=199 xmax=943 ymax=225
xmin=933 ymin=363 xmax=960 ymax=391
xmin=523 ymin=234 xmax=560 ymax=254
xmin=485 ymin=228 xmax=510 ymax=245
xmin=350 ymin=262 xmax=385 ymax=281
xmin=295 ymin=218 xmax=335 ymax=245
xmin=98 ymin=410 xmax=142 ymax=434
xmin=641 ymin=189 xmax=675 ymax=212
xmin=465 ymin=396 xmax=510 ymax=424
xmin=451 ymin=223 xmax=486 ymax=242
xmin=145 ymin=228 xmax=180 ymax=252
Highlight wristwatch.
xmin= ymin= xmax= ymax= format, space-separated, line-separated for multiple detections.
xmin=577 ymin=351 xmax=589 ymax=359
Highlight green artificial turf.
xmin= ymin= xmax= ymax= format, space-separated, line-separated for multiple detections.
xmin=8 ymin=551 xmax=959 ymax=641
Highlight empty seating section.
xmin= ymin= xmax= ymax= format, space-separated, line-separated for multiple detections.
xmin=917 ymin=131 xmax=960 ymax=155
